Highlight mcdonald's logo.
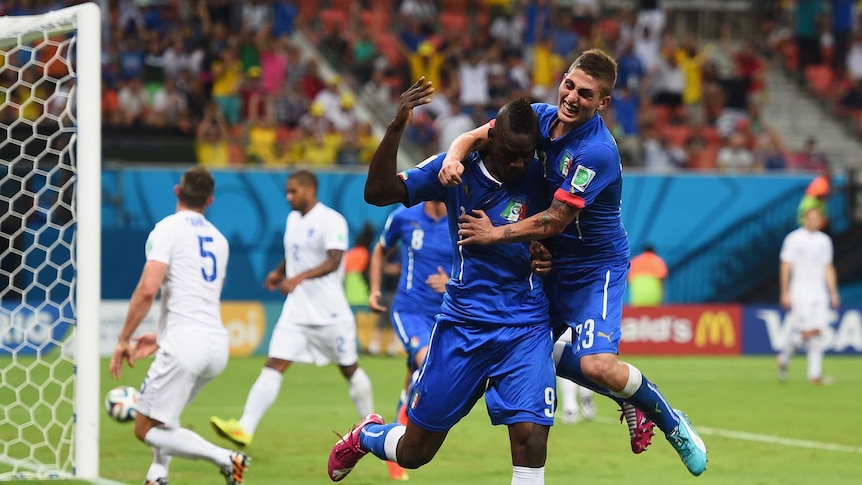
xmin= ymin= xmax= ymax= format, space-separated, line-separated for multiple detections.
xmin=694 ymin=311 xmax=736 ymax=348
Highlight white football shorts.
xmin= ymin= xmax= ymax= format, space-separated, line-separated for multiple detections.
xmin=137 ymin=329 xmax=229 ymax=428
xmin=268 ymin=318 xmax=358 ymax=366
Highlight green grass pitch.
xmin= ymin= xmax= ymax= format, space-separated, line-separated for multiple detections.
xmin=3 ymin=355 xmax=861 ymax=484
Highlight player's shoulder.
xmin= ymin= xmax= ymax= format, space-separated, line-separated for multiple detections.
xmin=315 ymin=202 xmax=348 ymax=225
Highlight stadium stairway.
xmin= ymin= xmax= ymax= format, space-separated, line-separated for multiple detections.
xmin=763 ymin=68 xmax=862 ymax=169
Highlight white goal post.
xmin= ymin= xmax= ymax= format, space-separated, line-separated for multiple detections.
xmin=0 ymin=2 xmax=101 ymax=480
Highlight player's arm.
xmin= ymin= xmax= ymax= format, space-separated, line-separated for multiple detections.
xmin=365 ymin=78 xmax=434 ymax=207
xmin=264 ymin=258 xmax=287 ymax=290
xmin=779 ymin=260 xmax=792 ymax=309
xmin=826 ymin=262 xmax=840 ymax=308
xmin=279 ymin=249 xmax=344 ymax=295
xmin=438 ymin=123 xmax=491 ymax=186
xmin=110 ymin=261 xmax=167 ymax=379
xmin=459 ymin=199 xmax=581 ymax=245
xmin=368 ymin=241 xmax=390 ymax=312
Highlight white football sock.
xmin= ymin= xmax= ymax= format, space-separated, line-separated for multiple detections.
xmin=384 ymin=425 xmax=406 ymax=462
xmin=238 ymin=367 xmax=283 ymax=435
xmin=556 ymin=376 xmax=577 ymax=415
xmin=145 ymin=447 xmax=171 ymax=481
xmin=512 ymin=466 xmax=544 ymax=484
xmin=806 ymin=335 xmax=824 ymax=380
xmin=144 ymin=427 xmax=231 ymax=468
xmin=348 ymin=367 xmax=374 ymax=417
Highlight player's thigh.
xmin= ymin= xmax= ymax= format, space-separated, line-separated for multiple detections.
xmin=305 ymin=320 xmax=359 ymax=367
xmin=554 ymin=265 xmax=627 ymax=356
xmin=137 ymin=347 xmax=201 ymax=428
xmin=392 ymin=309 xmax=435 ymax=371
xmin=484 ymin=324 xmax=556 ymax=427
xmin=792 ymin=298 xmax=830 ymax=332
xmin=407 ymin=319 xmax=491 ymax=432
xmin=268 ymin=321 xmax=314 ymax=363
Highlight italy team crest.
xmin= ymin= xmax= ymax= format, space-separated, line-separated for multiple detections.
xmin=501 ymin=197 xmax=527 ymax=222
xmin=559 ymin=151 xmax=574 ymax=177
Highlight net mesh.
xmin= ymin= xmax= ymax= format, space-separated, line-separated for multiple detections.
xmin=0 ymin=13 xmax=80 ymax=480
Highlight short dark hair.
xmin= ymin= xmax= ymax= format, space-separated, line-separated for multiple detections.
xmin=496 ymin=97 xmax=538 ymax=137
xmin=177 ymin=166 xmax=214 ymax=208
xmin=289 ymin=169 xmax=318 ymax=190
xmin=569 ymin=49 xmax=618 ymax=97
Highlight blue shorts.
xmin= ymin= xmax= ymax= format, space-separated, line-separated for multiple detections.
xmin=391 ymin=309 xmax=436 ymax=371
xmin=407 ymin=316 xmax=556 ymax=432
xmin=547 ymin=263 xmax=628 ymax=356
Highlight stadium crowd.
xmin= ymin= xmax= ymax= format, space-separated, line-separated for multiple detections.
xmin=1 ymin=0 xmax=849 ymax=171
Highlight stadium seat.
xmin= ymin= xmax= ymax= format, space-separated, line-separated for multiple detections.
xmin=360 ymin=9 xmax=390 ymax=32
xmin=440 ymin=12 xmax=468 ymax=37
xmin=805 ymin=65 xmax=834 ymax=99
xmin=298 ymin=0 xmax=320 ymax=22
xmin=663 ymin=125 xmax=691 ymax=148
xmin=375 ymin=32 xmax=403 ymax=67
xmin=320 ymin=8 xmax=349 ymax=34
xmin=440 ymin=0 xmax=469 ymax=14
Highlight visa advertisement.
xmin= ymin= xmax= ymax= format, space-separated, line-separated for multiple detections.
xmin=619 ymin=304 xmax=862 ymax=355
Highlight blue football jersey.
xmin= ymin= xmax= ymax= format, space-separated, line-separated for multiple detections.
xmin=399 ymin=152 xmax=549 ymax=326
xmin=532 ymin=103 xmax=630 ymax=268
xmin=380 ymin=203 xmax=451 ymax=317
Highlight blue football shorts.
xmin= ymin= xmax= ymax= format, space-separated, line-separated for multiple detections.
xmin=407 ymin=315 xmax=556 ymax=432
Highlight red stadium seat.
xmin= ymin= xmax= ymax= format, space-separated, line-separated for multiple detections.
xmin=439 ymin=12 xmax=468 ymax=36
xmin=663 ymin=125 xmax=691 ymax=148
xmin=320 ymin=8 xmax=349 ymax=34
xmin=805 ymin=65 xmax=834 ymax=99
xmin=375 ymin=32 xmax=403 ymax=67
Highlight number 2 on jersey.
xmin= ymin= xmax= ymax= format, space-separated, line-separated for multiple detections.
xmin=198 ymin=236 xmax=217 ymax=282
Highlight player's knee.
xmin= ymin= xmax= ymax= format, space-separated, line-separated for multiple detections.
xmin=579 ymin=354 xmax=614 ymax=383
xmin=509 ymin=424 xmax=548 ymax=468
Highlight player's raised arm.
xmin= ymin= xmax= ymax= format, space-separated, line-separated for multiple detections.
xmin=438 ymin=123 xmax=491 ymax=187
xmin=365 ymin=78 xmax=434 ymax=206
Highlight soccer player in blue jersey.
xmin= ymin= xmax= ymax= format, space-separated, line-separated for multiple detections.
xmin=439 ymin=49 xmax=709 ymax=476
xmin=328 ymin=79 xmax=556 ymax=485
xmin=368 ymin=200 xmax=450 ymax=481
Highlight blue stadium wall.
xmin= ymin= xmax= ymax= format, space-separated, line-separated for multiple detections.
xmin=101 ymin=168 xmax=824 ymax=302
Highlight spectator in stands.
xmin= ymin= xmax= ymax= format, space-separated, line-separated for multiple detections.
xmin=434 ymin=92 xmax=475 ymax=154
xmin=259 ymin=34 xmax=290 ymax=96
xmin=271 ymin=0 xmax=297 ymax=37
xmin=350 ymin=25 xmax=379 ymax=85
xmin=716 ymin=130 xmax=756 ymax=172
xmin=241 ymin=0 xmax=270 ymax=33
xmin=632 ymin=4 xmax=665 ymax=72
xmin=457 ymin=47 xmax=491 ymax=116
xmin=830 ymin=0 xmax=853 ymax=71
xmin=356 ymin=122 xmax=381 ymax=165
xmin=649 ymin=47 xmax=685 ymax=113
xmin=616 ymin=40 xmax=646 ymax=91
xmin=628 ymin=245 xmax=668 ymax=307
xmin=117 ymin=77 xmax=150 ymax=127
xmin=150 ymin=78 xmax=189 ymax=128
xmin=847 ymin=32 xmax=862 ymax=82
xmin=245 ymin=111 xmax=279 ymax=166
xmin=610 ymin=84 xmax=641 ymax=166
xmin=793 ymin=0 xmax=826 ymax=83
xmin=677 ymin=36 xmax=714 ymax=126
xmin=210 ymin=47 xmax=244 ymax=125
xmin=313 ymin=76 xmax=343 ymax=119
xmin=641 ymin=124 xmax=686 ymax=172
xmin=531 ymin=36 xmax=566 ymax=104
xmin=270 ymin=82 xmax=308 ymax=129
xmin=195 ymin=103 xmax=231 ymax=168
xmin=300 ymin=58 xmax=326 ymax=101
xmin=792 ymin=137 xmax=828 ymax=171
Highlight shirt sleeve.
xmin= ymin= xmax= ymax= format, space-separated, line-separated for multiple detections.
xmin=399 ymin=153 xmax=447 ymax=206
xmin=325 ymin=212 xmax=349 ymax=252
xmin=380 ymin=208 xmax=403 ymax=250
xmin=779 ymin=233 xmax=794 ymax=263
xmin=145 ymin=220 xmax=174 ymax=264
xmin=554 ymin=142 xmax=619 ymax=209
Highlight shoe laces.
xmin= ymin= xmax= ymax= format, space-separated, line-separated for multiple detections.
xmin=669 ymin=428 xmax=694 ymax=456
xmin=332 ymin=428 xmax=363 ymax=457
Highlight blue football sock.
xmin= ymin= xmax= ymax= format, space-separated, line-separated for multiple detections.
xmin=625 ymin=375 xmax=680 ymax=434
xmin=555 ymin=342 xmax=625 ymax=406
xmin=359 ymin=423 xmax=401 ymax=460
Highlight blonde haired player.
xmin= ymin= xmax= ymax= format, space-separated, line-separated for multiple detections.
xmin=109 ymin=166 xmax=249 ymax=485
xmin=210 ymin=169 xmax=374 ymax=447
xmin=777 ymin=207 xmax=840 ymax=384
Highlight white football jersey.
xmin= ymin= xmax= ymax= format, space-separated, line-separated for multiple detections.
xmin=146 ymin=210 xmax=230 ymax=337
xmin=780 ymin=227 xmax=833 ymax=301
xmin=281 ymin=202 xmax=352 ymax=325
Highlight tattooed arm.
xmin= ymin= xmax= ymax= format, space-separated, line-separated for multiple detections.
xmin=458 ymin=199 xmax=581 ymax=245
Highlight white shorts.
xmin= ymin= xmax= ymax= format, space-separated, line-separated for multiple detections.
xmin=137 ymin=330 xmax=228 ymax=428
xmin=268 ymin=319 xmax=358 ymax=366
xmin=789 ymin=298 xmax=830 ymax=332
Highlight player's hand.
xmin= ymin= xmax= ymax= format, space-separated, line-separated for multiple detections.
xmin=530 ymin=241 xmax=553 ymax=277
xmin=831 ymin=292 xmax=841 ymax=309
xmin=131 ymin=333 xmax=158 ymax=360
xmin=369 ymin=291 xmax=387 ymax=313
xmin=393 ymin=77 xmax=434 ymax=128
xmin=109 ymin=340 xmax=133 ymax=380
xmin=458 ymin=210 xmax=497 ymax=245
xmin=263 ymin=270 xmax=283 ymax=291
xmin=438 ymin=155 xmax=465 ymax=186
xmin=780 ymin=292 xmax=791 ymax=310
xmin=279 ymin=276 xmax=302 ymax=295
xmin=425 ymin=266 xmax=449 ymax=293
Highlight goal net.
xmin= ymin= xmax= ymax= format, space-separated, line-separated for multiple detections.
xmin=0 ymin=3 xmax=101 ymax=480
